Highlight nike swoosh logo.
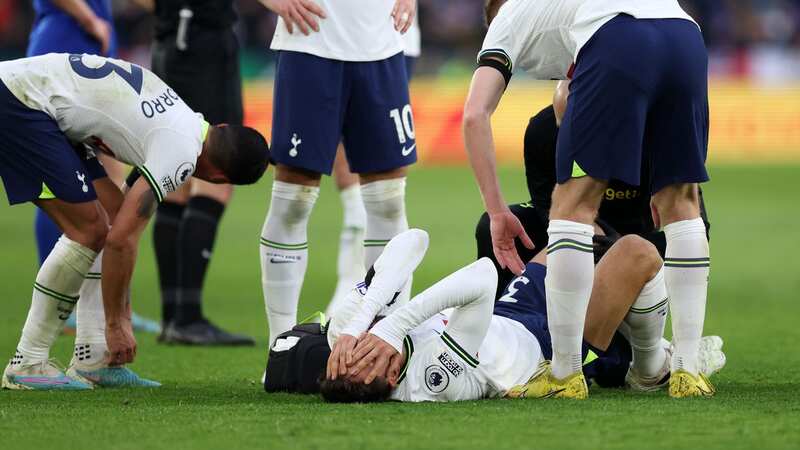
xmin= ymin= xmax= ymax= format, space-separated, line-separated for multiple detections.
xmin=270 ymin=258 xmax=297 ymax=264
xmin=401 ymin=143 xmax=416 ymax=156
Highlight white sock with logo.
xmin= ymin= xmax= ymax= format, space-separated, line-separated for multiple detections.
xmin=664 ymin=218 xmax=709 ymax=375
xmin=327 ymin=184 xmax=367 ymax=316
xmin=624 ymin=266 xmax=669 ymax=379
xmin=361 ymin=178 xmax=410 ymax=305
xmin=544 ymin=220 xmax=595 ymax=380
xmin=74 ymin=253 xmax=108 ymax=368
xmin=15 ymin=236 xmax=97 ymax=363
xmin=260 ymin=180 xmax=319 ymax=346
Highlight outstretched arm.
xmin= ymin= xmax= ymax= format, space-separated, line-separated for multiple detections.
xmin=463 ymin=67 xmax=533 ymax=275
xmin=349 ymin=258 xmax=498 ymax=383
xmin=101 ymin=177 xmax=158 ymax=365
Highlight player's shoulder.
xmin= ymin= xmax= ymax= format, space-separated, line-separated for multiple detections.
xmin=402 ymin=336 xmax=480 ymax=401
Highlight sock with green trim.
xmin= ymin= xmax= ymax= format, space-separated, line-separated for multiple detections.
xmin=74 ymin=252 xmax=107 ymax=367
xmin=260 ymin=180 xmax=319 ymax=346
xmin=664 ymin=218 xmax=709 ymax=375
xmin=624 ymin=266 xmax=669 ymax=379
xmin=16 ymin=236 xmax=97 ymax=362
xmin=361 ymin=178 xmax=410 ymax=309
xmin=544 ymin=219 xmax=595 ymax=380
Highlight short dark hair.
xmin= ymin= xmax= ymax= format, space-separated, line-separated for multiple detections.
xmin=209 ymin=125 xmax=270 ymax=185
xmin=484 ymin=0 xmax=506 ymax=26
xmin=318 ymin=376 xmax=392 ymax=403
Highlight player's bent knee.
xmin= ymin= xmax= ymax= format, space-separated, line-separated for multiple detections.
xmin=615 ymin=235 xmax=661 ymax=272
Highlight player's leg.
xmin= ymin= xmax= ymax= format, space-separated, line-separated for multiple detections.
xmin=67 ymin=175 xmax=160 ymax=387
xmin=153 ymin=184 xmax=190 ymax=336
xmin=342 ymin=52 xmax=416 ymax=306
xmin=261 ymin=51 xmax=343 ymax=345
xmin=644 ymin=18 xmax=712 ymax=397
xmin=0 ymin=88 xmax=102 ymax=389
xmin=545 ymin=15 xmax=655 ymax=385
xmin=327 ymin=146 xmax=367 ymax=316
xmin=4 ymin=198 xmax=104 ymax=390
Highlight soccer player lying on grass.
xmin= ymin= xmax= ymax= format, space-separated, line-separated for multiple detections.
xmin=0 ymin=53 xmax=270 ymax=390
xmin=262 ymin=230 xmax=724 ymax=401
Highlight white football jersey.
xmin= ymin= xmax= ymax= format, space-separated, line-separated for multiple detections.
xmin=270 ymin=0 xmax=404 ymax=62
xmin=0 ymin=53 xmax=204 ymax=202
xmin=390 ymin=314 xmax=542 ymax=402
xmin=478 ymin=0 xmax=696 ymax=80
xmin=403 ymin=13 xmax=421 ymax=58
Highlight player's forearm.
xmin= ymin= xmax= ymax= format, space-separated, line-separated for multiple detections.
xmin=371 ymin=258 xmax=498 ymax=354
xmin=463 ymin=68 xmax=509 ymax=215
xmin=340 ymin=230 xmax=429 ymax=338
xmin=131 ymin=0 xmax=155 ymax=13
xmin=51 ymin=0 xmax=100 ymax=29
xmin=101 ymin=237 xmax=137 ymax=327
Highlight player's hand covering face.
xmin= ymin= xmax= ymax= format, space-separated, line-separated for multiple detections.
xmin=262 ymin=0 xmax=327 ymax=35
xmin=327 ymin=334 xmax=359 ymax=380
xmin=391 ymin=0 xmax=416 ymax=34
xmin=348 ymin=334 xmax=404 ymax=385
xmin=489 ymin=210 xmax=535 ymax=275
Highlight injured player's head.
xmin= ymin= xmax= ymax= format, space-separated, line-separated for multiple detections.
xmin=195 ymin=124 xmax=271 ymax=185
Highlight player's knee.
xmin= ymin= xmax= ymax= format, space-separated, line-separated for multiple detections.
xmin=361 ymin=178 xmax=406 ymax=219
xmin=267 ymin=181 xmax=319 ymax=228
xmin=67 ymin=218 xmax=107 ymax=252
xmin=616 ymin=235 xmax=661 ymax=273
xmin=474 ymin=257 xmax=499 ymax=297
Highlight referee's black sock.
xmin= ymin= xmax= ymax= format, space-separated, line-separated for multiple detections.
xmin=175 ymin=196 xmax=226 ymax=326
xmin=153 ymin=201 xmax=186 ymax=326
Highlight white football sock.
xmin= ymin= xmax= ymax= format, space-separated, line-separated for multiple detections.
xmin=327 ymin=185 xmax=366 ymax=316
xmin=74 ymin=253 xmax=108 ymax=367
xmin=624 ymin=266 xmax=669 ymax=379
xmin=260 ymin=180 xmax=319 ymax=346
xmin=16 ymin=236 xmax=97 ymax=362
xmin=544 ymin=220 xmax=595 ymax=379
xmin=361 ymin=178 xmax=410 ymax=307
xmin=664 ymin=218 xmax=709 ymax=375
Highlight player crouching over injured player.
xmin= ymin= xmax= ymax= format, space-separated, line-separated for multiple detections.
xmin=263 ymin=230 xmax=724 ymax=401
xmin=0 ymin=53 xmax=270 ymax=390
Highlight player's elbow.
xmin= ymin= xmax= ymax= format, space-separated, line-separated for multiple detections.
xmin=462 ymin=103 xmax=491 ymax=133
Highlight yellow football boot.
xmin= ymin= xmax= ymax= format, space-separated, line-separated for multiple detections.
xmin=506 ymin=361 xmax=588 ymax=399
xmin=669 ymin=369 xmax=716 ymax=398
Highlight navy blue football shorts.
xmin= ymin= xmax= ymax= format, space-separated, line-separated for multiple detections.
xmin=556 ymin=14 xmax=709 ymax=194
xmin=271 ymin=50 xmax=417 ymax=175
xmin=0 ymin=80 xmax=106 ymax=205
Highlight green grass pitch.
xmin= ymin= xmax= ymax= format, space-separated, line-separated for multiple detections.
xmin=1 ymin=165 xmax=799 ymax=450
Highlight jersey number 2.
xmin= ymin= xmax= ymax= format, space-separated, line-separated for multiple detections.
xmin=69 ymin=54 xmax=143 ymax=95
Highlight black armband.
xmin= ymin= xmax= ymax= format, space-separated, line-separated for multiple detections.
xmin=477 ymin=49 xmax=513 ymax=86
xmin=125 ymin=168 xmax=141 ymax=189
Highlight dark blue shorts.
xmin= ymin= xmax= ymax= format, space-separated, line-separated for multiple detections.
xmin=493 ymin=262 xmax=632 ymax=386
xmin=271 ymin=51 xmax=417 ymax=175
xmin=0 ymin=80 xmax=105 ymax=205
xmin=556 ymin=14 xmax=709 ymax=194
xmin=404 ymin=56 xmax=417 ymax=81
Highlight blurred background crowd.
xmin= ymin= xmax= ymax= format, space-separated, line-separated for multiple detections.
xmin=2 ymin=0 xmax=799 ymax=81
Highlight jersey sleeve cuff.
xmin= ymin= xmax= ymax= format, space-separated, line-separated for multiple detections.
xmin=477 ymin=49 xmax=513 ymax=86
xmin=136 ymin=166 xmax=165 ymax=203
